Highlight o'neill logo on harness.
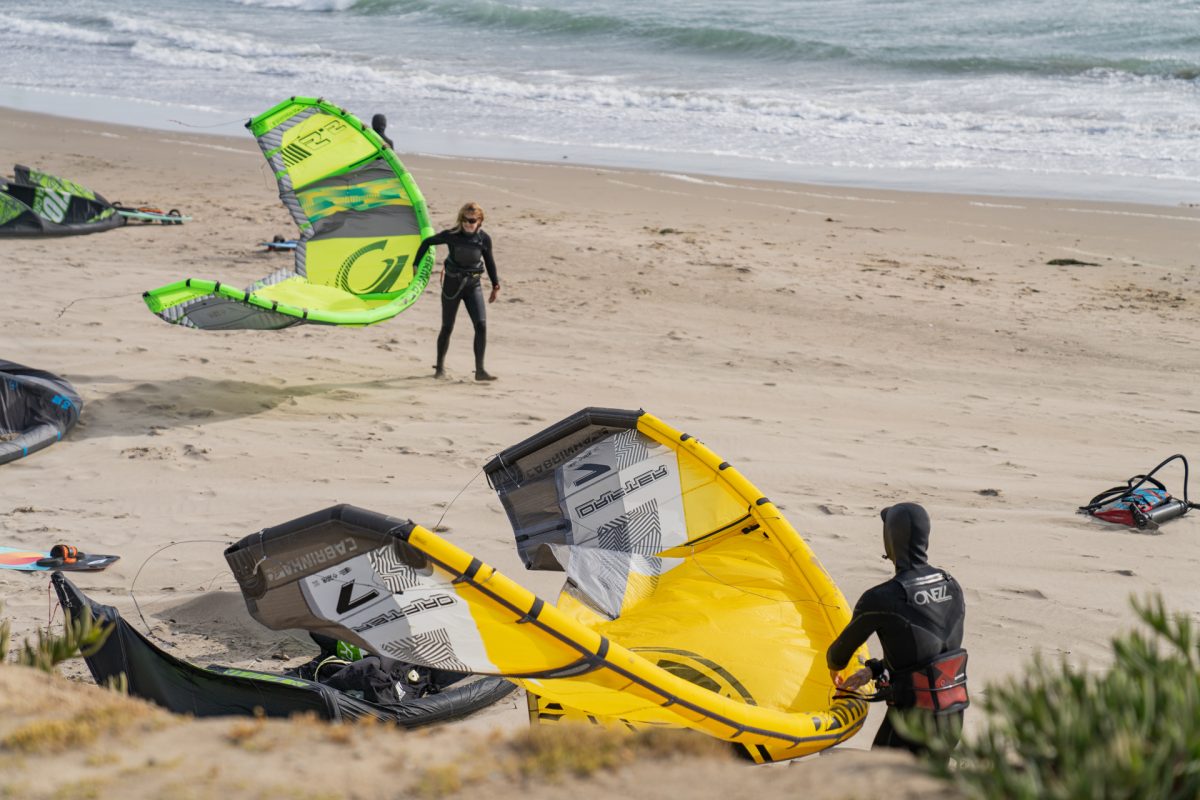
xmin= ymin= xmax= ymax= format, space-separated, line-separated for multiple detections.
xmin=575 ymin=464 xmax=669 ymax=518
xmin=265 ymin=538 xmax=359 ymax=582
xmin=913 ymin=585 xmax=952 ymax=605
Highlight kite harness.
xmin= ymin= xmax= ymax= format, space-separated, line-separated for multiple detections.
xmin=837 ymin=650 xmax=970 ymax=716
xmin=1078 ymin=454 xmax=1200 ymax=531
xmin=885 ymin=650 xmax=969 ymax=713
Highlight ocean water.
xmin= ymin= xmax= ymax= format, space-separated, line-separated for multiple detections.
xmin=1 ymin=0 xmax=1198 ymax=205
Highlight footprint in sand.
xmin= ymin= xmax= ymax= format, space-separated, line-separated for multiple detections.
xmin=121 ymin=446 xmax=174 ymax=460
xmin=183 ymin=444 xmax=210 ymax=459
xmin=1002 ymin=587 xmax=1048 ymax=600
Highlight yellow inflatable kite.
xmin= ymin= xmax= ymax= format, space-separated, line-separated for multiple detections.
xmin=227 ymin=408 xmax=869 ymax=762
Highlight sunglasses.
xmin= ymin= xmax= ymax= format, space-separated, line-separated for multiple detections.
xmin=462 ymin=217 xmax=481 ymax=224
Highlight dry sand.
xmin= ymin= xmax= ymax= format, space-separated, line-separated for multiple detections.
xmin=2 ymin=106 xmax=1199 ymax=797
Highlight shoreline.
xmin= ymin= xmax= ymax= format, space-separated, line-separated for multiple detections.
xmin=3 ymin=96 xmax=1197 ymax=210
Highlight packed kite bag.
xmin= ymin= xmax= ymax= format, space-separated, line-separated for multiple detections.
xmin=1078 ymin=454 xmax=1200 ymax=531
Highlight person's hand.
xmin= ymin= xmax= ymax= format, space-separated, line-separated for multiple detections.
xmin=489 ymin=284 xmax=500 ymax=303
xmin=835 ymin=667 xmax=874 ymax=691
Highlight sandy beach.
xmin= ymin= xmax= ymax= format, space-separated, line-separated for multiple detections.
xmin=2 ymin=106 xmax=1199 ymax=797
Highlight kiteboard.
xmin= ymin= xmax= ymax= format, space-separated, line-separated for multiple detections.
xmin=260 ymin=235 xmax=298 ymax=252
xmin=0 ymin=545 xmax=119 ymax=572
xmin=113 ymin=203 xmax=190 ymax=225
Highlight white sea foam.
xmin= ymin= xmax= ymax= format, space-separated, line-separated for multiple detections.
xmin=659 ymin=174 xmax=739 ymax=188
xmin=106 ymin=14 xmax=323 ymax=58
xmin=228 ymin=0 xmax=358 ymax=10
xmin=127 ymin=41 xmax=388 ymax=85
xmin=2 ymin=0 xmax=1197 ymax=204
xmin=1060 ymin=207 xmax=1200 ymax=223
xmin=0 ymin=14 xmax=117 ymax=45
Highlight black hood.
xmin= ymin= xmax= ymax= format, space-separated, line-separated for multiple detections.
xmin=881 ymin=502 xmax=930 ymax=572
xmin=370 ymin=114 xmax=394 ymax=149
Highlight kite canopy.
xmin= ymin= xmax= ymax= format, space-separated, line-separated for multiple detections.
xmin=225 ymin=410 xmax=869 ymax=762
xmin=0 ymin=165 xmax=124 ymax=236
xmin=0 ymin=360 xmax=82 ymax=465
xmin=143 ymin=97 xmax=434 ymax=330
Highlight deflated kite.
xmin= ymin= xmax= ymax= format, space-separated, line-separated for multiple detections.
xmin=53 ymin=572 xmax=515 ymax=726
xmin=225 ymin=409 xmax=869 ymax=762
xmin=143 ymin=97 xmax=434 ymax=330
xmin=0 ymin=165 xmax=123 ymax=236
xmin=0 ymin=360 xmax=82 ymax=465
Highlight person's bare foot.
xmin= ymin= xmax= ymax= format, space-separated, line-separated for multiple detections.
xmin=433 ymin=366 xmax=446 ymax=379
xmin=474 ymin=370 xmax=497 ymax=382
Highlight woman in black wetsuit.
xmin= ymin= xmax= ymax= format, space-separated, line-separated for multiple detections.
xmin=826 ymin=503 xmax=968 ymax=755
xmin=412 ymin=202 xmax=500 ymax=381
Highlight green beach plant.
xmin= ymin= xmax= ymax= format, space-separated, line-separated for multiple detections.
xmin=0 ymin=606 xmax=9 ymax=660
xmin=905 ymin=595 xmax=1200 ymax=799
xmin=0 ymin=601 xmax=113 ymax=673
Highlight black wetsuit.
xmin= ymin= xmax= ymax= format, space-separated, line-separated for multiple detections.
xmin=413 ymin=229 xmax=498 ymax=374
xmin=826 ymin=503 xmax=967 ymax=754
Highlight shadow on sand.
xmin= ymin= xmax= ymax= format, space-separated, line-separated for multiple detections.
xmin=70 ymin=373 xmax=427 ymax=439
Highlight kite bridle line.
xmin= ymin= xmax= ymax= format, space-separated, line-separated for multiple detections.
xmin=167 ymin=116 xmax=252 ymax=130
xmin=55 ymin=292 xmax=137 ymax=319
xmin=126 ymin=538 xmax=238 ymax=647
xmin=433 ymin=467 xmax=485 ymax=533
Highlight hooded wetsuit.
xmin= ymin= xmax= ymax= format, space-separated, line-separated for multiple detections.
xmin=371 ymin=113 xmax=394 ymax=149
xmin=413 ymin=229 xmax=499 ymax=375
xmin=826 ymin=502 xmax=967 ymax=753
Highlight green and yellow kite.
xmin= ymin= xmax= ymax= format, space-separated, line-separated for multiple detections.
xmin=144 ymin=97 xmax=433 ymax=330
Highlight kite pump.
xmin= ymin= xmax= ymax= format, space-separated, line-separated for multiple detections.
xmin=1079 ymin=454 xmax=1200 ymax=531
